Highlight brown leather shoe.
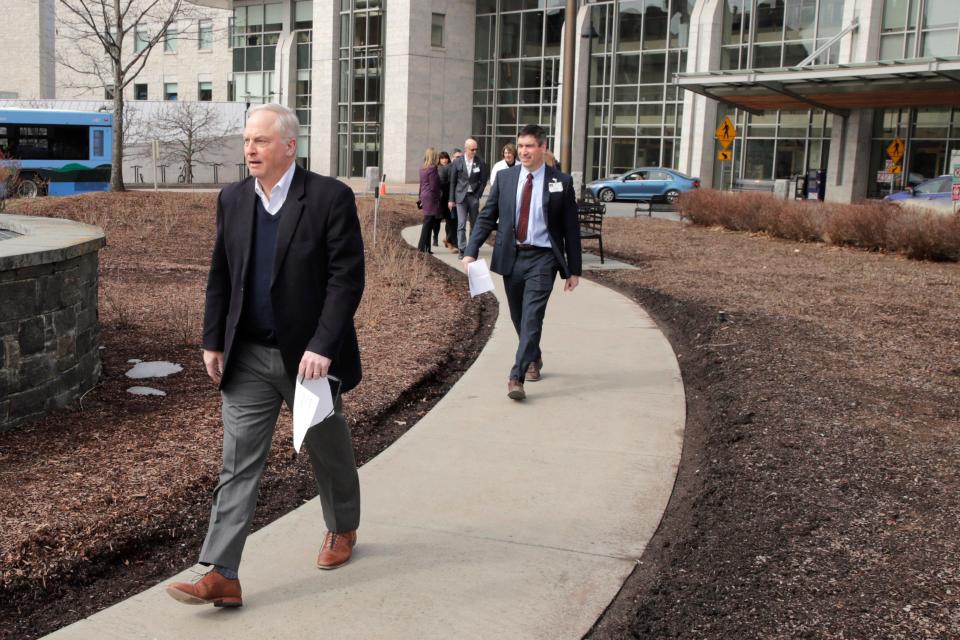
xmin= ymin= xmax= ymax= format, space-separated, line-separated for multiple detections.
xmin=507 ymin=378 xmax=525 ymax=400
xmin=166 ymin=569 xmax=242 ymax=607
xmin=526 ymin=358 xmax=543 ymax=382
xmin=317 ymin=530 xmax=357 ymax=570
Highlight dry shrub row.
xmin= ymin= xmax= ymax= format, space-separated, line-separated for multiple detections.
xmin=357 ymin=199 xmax=429 ymax=308
xmin=679 ymin=189 xmax=960 ymax=262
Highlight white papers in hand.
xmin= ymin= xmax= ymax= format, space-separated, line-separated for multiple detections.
xmin=293 ymin=375 xmax=335 ymax=452
xmin=467 ymin=258 xmax=495 ymax=297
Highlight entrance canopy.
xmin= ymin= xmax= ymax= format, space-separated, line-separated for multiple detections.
xmin=676 ymin=57 xmax=960 ymax=117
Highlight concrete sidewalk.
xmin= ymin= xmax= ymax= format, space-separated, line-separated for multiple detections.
xmin=46 ymin=227 xmax=684 ymax=640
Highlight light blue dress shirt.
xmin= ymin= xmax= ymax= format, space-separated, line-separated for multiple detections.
xmin=514 ymin=163 xmax=551 ymax=247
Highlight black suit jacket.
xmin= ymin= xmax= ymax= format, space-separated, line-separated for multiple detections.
xmin=202 ymin=165 xmax=365 ymax=392
xmin=448 ymin=155 xmax=489 ymax=204
xmin=465 ymin=164 xmax=582 ymax=279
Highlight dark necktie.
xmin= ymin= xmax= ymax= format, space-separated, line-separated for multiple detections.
xmin=516 ymin=173 xmax=533 ymax=243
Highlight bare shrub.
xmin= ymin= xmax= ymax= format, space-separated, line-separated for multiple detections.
xmin=157 ymin=296 xmax=202 ymax=346
xmin=822 ymin=200 xmax=902 ymax=251
xmin=100 ymin=284 xmax=133 ymax=330
xmin=887 ymin=211 xmax=960 ymax=261
xmin=680 ymin=189 xmax=957 ymax=262
xmin=358 ymin=199 xmax=430 ymax=307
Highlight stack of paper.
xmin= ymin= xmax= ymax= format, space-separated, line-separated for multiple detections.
xmin=292 ymin=376 xmax=335 ymax=452
xmin=467 ymin=258 xmax=495 ymax=297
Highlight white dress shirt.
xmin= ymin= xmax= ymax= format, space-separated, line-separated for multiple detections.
xmin=515 ymin=163 xmax=551 ymax=248
xmin=254 ymin=161 xmax=296 ymax=215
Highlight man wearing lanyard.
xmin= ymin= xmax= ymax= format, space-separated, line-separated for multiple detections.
xmin=448 ymin=138 xmax=489 ymax=258
xmin=461 ymin=124 xmax=582 ymax=400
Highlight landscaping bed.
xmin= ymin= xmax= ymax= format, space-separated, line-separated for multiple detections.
xmin=586 ymin=216 xmax=959 ymax=639
xmin=0 ymin=192 xmax=494 ymax=639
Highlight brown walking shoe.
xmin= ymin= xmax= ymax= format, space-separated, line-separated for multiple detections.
xmin=166 ymin=569 xmax=242 ymax=607
xmin=316 ymin=530 xmax=357 ymax=570
xmin=507 ymin=377 xmax=526 ymax=400
xmin=526 ymin=358 xmax=543 ymax=382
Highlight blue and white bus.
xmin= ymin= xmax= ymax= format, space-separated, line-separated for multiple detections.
xmin=0 ymin=109 xmax=112 ymax=197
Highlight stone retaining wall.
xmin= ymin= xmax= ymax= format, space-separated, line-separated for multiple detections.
xmin=0 ymin=214 xmax=105 ymax=431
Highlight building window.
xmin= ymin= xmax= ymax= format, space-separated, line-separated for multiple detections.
xmin=164 ymin=24 xmax=178 ymax=52
xmin=198 ymin=19 xmax=213 ymax=50
xmin=337 ymin=0 xmax=384 ymax=177
xmin=198 ymin=81 xmax=213 ymax=101
xmin=134 ymin=83 xmax=148 ymax=100
xmin=432 ymin=13 xmax=445 ymax=48
xmin=880 ymin=0 xmax=960 ymax=60
xmin=104 ymin=84 xmax=115 ymax=100
xmin=473 ymin=0 xmax=566 ymax=172
xmin=295 ymin=0 xmax=313 ymax=29
xmin=231 ymin=3 xmax=283 ymax=103
xmin=134 ymin=27 xmax=149 ymax=52
xmin=164 ymin=82 xmax=178 ymax=101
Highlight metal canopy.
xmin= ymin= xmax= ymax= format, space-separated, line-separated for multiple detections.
xmin=676 ymin=57 xmax=960 ymax=114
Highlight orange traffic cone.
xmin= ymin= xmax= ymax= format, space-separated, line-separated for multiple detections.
xmin=379 ymin=181 xmax=387 ymax=196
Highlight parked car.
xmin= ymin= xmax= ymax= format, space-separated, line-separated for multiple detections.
xmin=884 ymin=175 xmax=952 ymax=202
xmin=586 ymin=168 xmax=700 ymax=204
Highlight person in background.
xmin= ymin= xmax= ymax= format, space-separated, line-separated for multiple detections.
xmin=544 ymin=150 xmax=557 ymax=169
xmin=448 ymin=138 xmax=490 ymax=258
xmin=437 ymin=151 xmax=458 ymax=252
xmin=452 ymin=148 xmax=463 ymax=160
xmin=489 ymin=143 xmax=518 ymax=189
xmin=417 ymin=147 xmax=442 ymax=253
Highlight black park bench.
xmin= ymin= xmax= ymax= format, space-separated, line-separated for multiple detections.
xmin=577 ymin=201 xmax=605 ymax=264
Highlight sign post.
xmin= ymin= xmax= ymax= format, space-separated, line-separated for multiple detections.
xmin=715 ymin=115 xmax=737 ymax=191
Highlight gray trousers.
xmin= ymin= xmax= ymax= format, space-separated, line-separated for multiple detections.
xmin=199 ymin=341 xmax=361 ymax=571
xmin=503 ymin=248 xmax=558 ymax=382
xmin=456 ymin=194 xmax=480 ymax=253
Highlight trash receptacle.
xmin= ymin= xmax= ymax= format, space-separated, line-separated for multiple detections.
xmin=794 ymin=174 xmax=807 ymax=200
xmin=364 ymin=166 xmax=379 ymax=195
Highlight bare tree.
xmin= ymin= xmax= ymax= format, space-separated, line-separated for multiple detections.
xmin=56 ymin=0 xmax=189 ymax=191
xmin=150 ymin=101 xmax=237 ymax=184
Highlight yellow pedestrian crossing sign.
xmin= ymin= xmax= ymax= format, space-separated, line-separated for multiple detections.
xmin=715 ymin=116 xmax=736 ymax=149
xmin=887 ymin=137 xmax=904 ymax=162
xmin=717 ymin=149 xmax=732 ymax=161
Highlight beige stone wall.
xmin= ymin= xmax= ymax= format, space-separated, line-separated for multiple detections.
xmin=0 ymin=0 xmax=56 ymax=99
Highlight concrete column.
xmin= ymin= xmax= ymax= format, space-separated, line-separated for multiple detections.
xmin=382 ymin=0 xmax=475 ymax=184
xmin=567 ymin=3 xmax=592 ymax=178
xmin=677 ymin=0 xmax=723 ymax=187
xmin=310 ymin=0 xmax=339 ymax=176
xmin=826 ymin=0 xmax=883 ymax=202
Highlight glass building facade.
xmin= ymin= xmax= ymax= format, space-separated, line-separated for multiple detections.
xmin=879 ymin=0 xmax=960 ymax=59
xmin=472 ymin=0 xmax=565 ymax=167
xmin=583 ymin=0 xmax=694 ymax=182
xmin=337 ymin=0 xmax=385 ymax=177
xmin=714 ymin=0 xmax=845 ymax=187
xmin=231 ymin=2 xmax=283 ymax=103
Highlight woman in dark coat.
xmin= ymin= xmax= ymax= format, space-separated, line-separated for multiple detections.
xmin=437 ymin=151 xmax=457 ymax=252
xmin=417 ymin=147 xmax=442 ymax=253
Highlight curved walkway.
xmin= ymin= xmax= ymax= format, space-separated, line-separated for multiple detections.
xmin=46 ymin=227 xmax=684 ymax=640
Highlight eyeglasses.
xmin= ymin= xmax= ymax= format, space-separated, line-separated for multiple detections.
xmin=465 ymin=146 xmax=477 ymax=151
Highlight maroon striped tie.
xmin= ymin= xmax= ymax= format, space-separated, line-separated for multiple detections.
xmin=516 ymin=173 xmax=533 ymax=243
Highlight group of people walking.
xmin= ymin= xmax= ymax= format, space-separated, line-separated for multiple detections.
xmin=419 ymin=138 xmax=540 ymax=257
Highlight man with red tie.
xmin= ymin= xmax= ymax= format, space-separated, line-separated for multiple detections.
xmin=462 ymin=124 xmax=582 ymax=400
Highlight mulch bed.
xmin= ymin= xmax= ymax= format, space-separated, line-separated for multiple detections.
xmin=584 ymin=217 xmax=960 ymax=639
xmin=0 ymin=192 xmax=495 ymax=639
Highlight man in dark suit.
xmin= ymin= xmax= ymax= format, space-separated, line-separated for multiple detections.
xmin=447 ymin=137 xmax=489 ymax=258
xmin=166 ymin=104 xmax=365 ymax=608
xmin=462 ymin=124 xmax=581 ymax=401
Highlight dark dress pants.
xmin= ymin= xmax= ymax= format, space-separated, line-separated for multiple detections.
xmin=502 ymin=247 xmax=558 ymax=382
xmin=199 ymin=341 xmax=361 ymax=571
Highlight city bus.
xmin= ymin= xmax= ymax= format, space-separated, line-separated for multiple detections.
xmin=0 ymin=109 xmax=112 ymax=197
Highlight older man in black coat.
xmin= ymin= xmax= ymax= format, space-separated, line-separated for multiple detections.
xmin=166 ymin=104 xmax=364 ymax=608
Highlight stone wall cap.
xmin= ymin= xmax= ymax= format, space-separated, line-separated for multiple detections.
xmin=0 ymin=213 xmax=106 ymax=270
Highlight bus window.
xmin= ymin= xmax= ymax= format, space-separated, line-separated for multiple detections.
xmin=93 ymin=129 xmax=104 ymax=157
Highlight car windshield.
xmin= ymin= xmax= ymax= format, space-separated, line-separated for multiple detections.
xmin=916 ymin=177 xmax=949 ymax=194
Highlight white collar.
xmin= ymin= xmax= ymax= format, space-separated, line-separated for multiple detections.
xmin=254 ymin=161 xmax=296 ymax=205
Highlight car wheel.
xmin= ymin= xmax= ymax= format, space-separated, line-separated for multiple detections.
xmin=598 ymin=188 xmax=615 ymax=203
xmin=16 ymin=175 xmax=40 ymax=198
xmin=664 ymin=189 xmax=680 ymax=205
